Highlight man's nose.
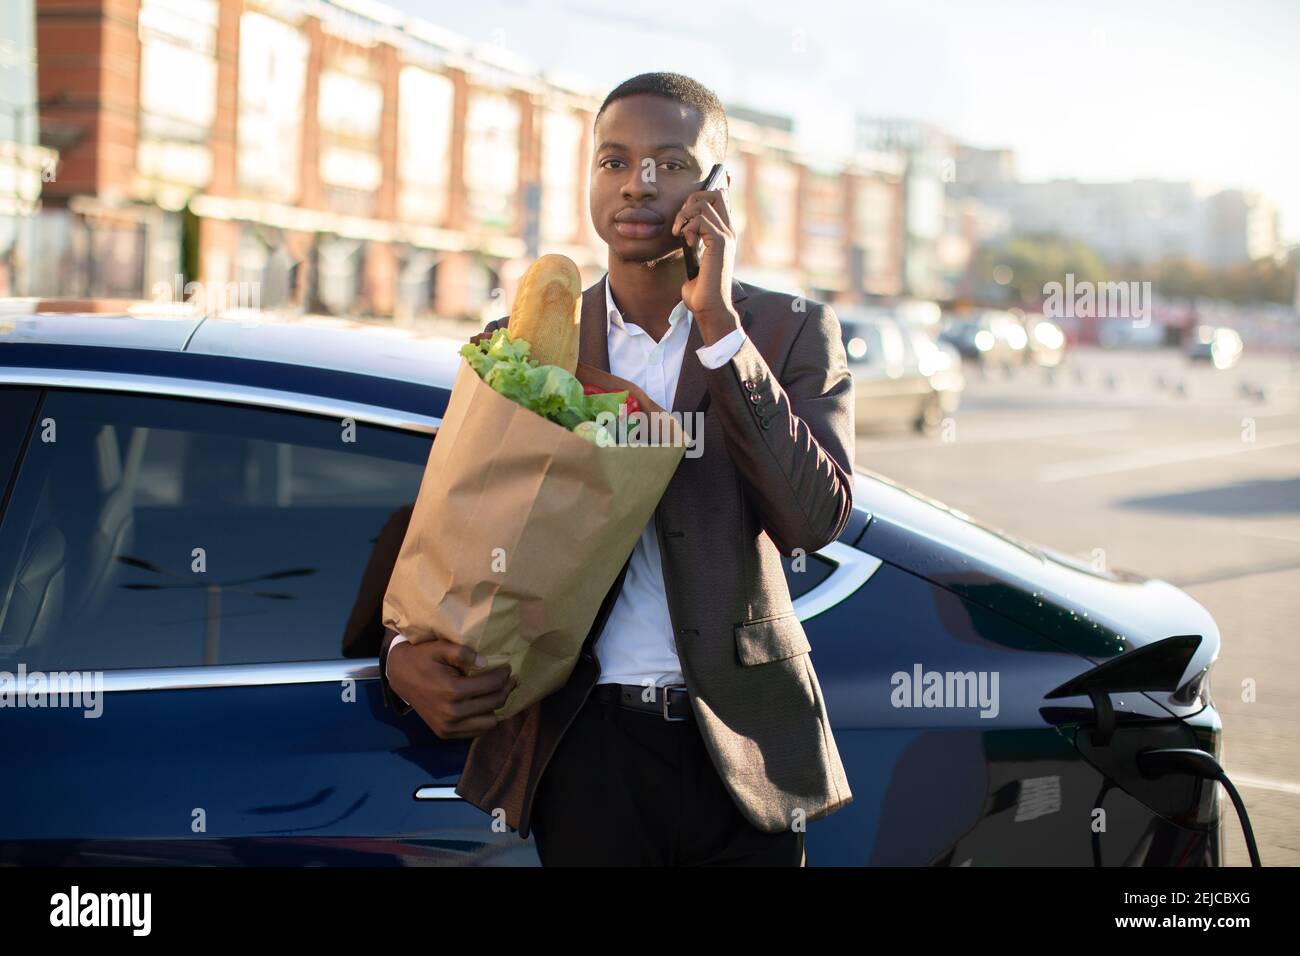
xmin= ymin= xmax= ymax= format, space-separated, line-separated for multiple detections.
xmin=621 ymin=161 xmax=657 ymax=200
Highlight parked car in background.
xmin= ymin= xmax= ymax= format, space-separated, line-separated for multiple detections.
xmin=905 ymin=323 xmax=964 ymax=427
xmin=838 ymin=308 xmax=964 ymax=434
xmin=939 ymin=310 xmax=1029 ymax=368
xmin=1023 ymin=314 xmax=1068 ymax=367
xmin=1187 ymin=325 xmax=1244 ymax=369
xmin=1096 ymin=316 xmax=1169 ymax=349
xmin=893 ymin=299 xmax=943 ymax=331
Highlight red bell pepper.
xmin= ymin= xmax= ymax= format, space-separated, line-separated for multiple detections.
xmin=583 ymin=383 xmax=640 ymax=416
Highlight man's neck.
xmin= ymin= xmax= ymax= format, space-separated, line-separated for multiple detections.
xmin=606 ymin=257 xmax=686 ymax=342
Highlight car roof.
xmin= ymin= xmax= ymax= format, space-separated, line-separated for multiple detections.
xmin=835 ymin=305 xmax=897 ymax=324
xmin=0 ymin=308 xmax=466 ymax=390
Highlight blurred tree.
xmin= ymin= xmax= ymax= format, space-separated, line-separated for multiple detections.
xmin=1130 ymin=250 xmax=1297 ymax=304
xmin=975 ymin=236 xmax=1297 ymax=306
xmin=973 ymin=234 xmax=1110 ymax=305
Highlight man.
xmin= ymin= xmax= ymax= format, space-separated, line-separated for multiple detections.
xmin=380 ymin=72 xmax=855 ymax=866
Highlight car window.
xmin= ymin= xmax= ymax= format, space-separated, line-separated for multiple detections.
xmin=877 ymin=322 xmax=906 ymax=373
xmin=0 ymin=389 xmax=431 ymax=671
xmin=892 ymin=321 xmax=921 ymax=364
xmin=0 ymin=389 xmax=40 ymax=509
xmin=839 ymin=322 xmax=861 ymax=353
xmin=842 ymin=323 xmax=885 ymax=364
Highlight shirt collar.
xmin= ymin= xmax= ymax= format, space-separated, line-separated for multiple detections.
xmin=605 ymin=274 xmax=691 ymax=337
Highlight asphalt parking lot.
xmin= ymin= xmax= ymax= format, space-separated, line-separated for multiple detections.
xmin=855 ymin=344 xmax=1300 ymax=866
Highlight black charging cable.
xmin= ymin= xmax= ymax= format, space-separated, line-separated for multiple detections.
xmin=1136 ymin=747 xmax=1261 ymax=867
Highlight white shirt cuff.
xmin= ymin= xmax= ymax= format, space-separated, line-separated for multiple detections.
xmin=695 ymin=327 xmax=747 ymax=369
xmin=386 ymin=634 xmax=410 ymax=704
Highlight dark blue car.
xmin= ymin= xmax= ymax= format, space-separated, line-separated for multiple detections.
xmin=0 ymin=307 xmax=1227 ymax=865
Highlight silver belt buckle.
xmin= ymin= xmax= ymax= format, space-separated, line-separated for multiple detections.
xmin=659 ymin=683 xmax=689 ymax=721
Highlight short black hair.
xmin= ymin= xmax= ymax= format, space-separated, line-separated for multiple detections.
xmin=596 ymin=72 xmax=729 ymax=166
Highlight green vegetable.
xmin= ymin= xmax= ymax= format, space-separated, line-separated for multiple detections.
xmin=460 ymin=327 xmax=630 ymax=434
xmin=572 ymin=420 xmax=615 ymax=447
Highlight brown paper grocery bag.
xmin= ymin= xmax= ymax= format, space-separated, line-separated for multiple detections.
xmin=381 ymin=356 xmax=687 ymax=718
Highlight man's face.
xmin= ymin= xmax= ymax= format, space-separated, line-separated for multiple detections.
xmin=590 ymin=94 xmax=716 ymax=265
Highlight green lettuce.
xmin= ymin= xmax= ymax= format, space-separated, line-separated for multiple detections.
xmin=459 ymin=327 xmax=630 ymax=432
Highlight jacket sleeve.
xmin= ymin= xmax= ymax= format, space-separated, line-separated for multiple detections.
xmin=701 ymin=302 xmax=855 ymax=557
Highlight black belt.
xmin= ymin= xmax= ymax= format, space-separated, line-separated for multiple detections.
xmin=591 ymin=682 xmax=693 ymax=721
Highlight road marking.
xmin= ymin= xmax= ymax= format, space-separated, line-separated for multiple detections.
xmin=1236 ymin=528 xmax=1300 ymax=544
xmin=1035 ymin=430 xmax=1300 ymax=483
xmin=1228 ymin=773 xmax=1300 ymax=797
xmin=859 ymin=416 xmax=1135 ymax=449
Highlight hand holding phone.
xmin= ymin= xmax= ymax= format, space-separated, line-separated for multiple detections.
xmin=681 ymin=162 xmax=727 ymax=280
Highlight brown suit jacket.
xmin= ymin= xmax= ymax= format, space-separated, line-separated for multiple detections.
xmin=380 ymin=274 xmax=856 ymax=838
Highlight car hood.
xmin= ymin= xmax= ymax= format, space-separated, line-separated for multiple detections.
xmin=852 ymin=469 xmax=1220 ymax=682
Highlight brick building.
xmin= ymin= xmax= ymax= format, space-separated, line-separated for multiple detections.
xmin=28 ymin=0 xmax=906 ymax=318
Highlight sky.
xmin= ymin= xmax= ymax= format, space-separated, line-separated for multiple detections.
xmin=387 ymin=0 xmax=1300 ymax=243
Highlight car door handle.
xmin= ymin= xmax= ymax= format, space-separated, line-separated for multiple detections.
xmin=414 ymin=786 xmax=461 ymax=800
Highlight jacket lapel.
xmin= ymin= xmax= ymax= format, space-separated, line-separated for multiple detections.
xmin=579 ymin=275 xmax=611 ymax=373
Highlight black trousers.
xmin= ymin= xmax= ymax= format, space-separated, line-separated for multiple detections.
xmin=529 ymin=689 xmax=806 ymax=866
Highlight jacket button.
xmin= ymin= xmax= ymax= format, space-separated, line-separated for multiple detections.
xmin=760 ymin=416 xmax=773 ymax=430
xmin=743 ymin=380 xmax=757 ymax=391
xmin=748 ymin=392 xmax=761 ymax=403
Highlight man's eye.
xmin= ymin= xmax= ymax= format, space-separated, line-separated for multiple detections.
xmin=662 ymin=162 xmax=685 ymax=171
xmin=601 ymin=158 xmax=626 ymax=169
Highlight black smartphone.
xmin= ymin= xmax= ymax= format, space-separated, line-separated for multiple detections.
xmin=682 ymin=162 xmax=727 ymax=280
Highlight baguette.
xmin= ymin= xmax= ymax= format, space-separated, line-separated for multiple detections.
xmin=509 ymin=254 xmax=582 ymax=374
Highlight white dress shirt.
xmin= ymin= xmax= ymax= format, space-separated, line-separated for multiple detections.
xmin=591 ymin=276 xmax=745 ymax=688
xmin=387 ymin=275 xmax=747 ymax=699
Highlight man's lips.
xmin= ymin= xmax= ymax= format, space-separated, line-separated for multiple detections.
xmin=614 ymin=221 xmax=663 ymax=239
xmin=613 ymin=209 xmax=665 ymax=239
